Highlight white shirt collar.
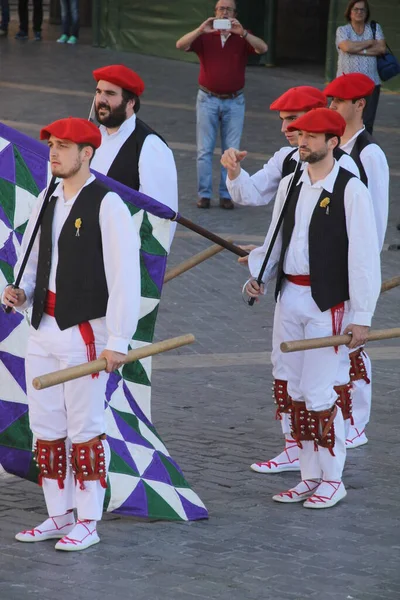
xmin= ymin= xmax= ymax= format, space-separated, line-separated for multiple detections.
xmin=297 ymin=159 xmax=339 ymax=193
xmin=99 ymin=112 xmax=136 ymax=139
xmin=52 ymin=173 xmax=96 ymax=205
xmin=340 ymin=126 xmax=365 ymax=152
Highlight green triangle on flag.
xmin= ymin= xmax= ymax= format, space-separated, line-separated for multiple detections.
xmin=143 ymin=480 xmax=184 ymax=521
xmin=124 ymin=200 xmax=141 ymax=217
xmin=111 ymin=408 xmax=140 ymax=434
xmin=0 ymin=259 xmax=15 ymax=284
xmin=159 ymin=454 xmax=191 ymax=489
xmin=133 ymin=306 xmax=159 ymax=343
xmin=0 ymin=412 xmax=33 ymax=451
xmin=15 ymin=221 xmax=28 ymax=236
xmin=140 ymin=212 xmax=167 ymax=256
xmin=25 ymin=456 xmax=40 ymax=484
xmin=0 ymin=178 xmax=16 ymax=228
xmin=109 ymin=448 xmax=140 ymax=477
xmin=121 ymin=358 xmax=151 ymax=386
xmin=14 ymin=146 xmax=40 ymax=196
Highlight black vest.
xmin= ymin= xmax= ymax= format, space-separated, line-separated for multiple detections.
xmin=275 ymin=167 xmax=356 ymax=312
xmin=106 ymin=118 xmax=167 ymax=191
xmin=31 ymin=180 xmax=110 ymax=330
xmin=349 ymin=129 xmax=376 ymax=186
xmin=281 ymin=146 xmax=348 ymax=183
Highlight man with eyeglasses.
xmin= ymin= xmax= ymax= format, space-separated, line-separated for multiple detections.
xmin=176 ymin=0 xmax=267 ymax=210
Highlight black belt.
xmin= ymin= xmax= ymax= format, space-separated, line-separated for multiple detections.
xmin=199 ymin=85 xmax=244 ymax=100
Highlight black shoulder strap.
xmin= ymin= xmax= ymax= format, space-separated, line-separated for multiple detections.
xmin=281 ymin=148 xmax=298 ymax=179
xmin=333 ymin=146 xmax=346 ymax=161
xmin=349 ymin=130 xmax=375 ymax=186
xmin=370 ymin=20 xmax=377 ymax=39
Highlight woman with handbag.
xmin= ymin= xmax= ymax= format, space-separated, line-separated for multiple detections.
xmin=335 ymin=0 xmax=386 ymax=134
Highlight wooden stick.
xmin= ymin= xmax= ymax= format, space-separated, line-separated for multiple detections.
xmin=33 ymin=334 xmax=195 ymax=390
xmin=380 ymin=275 xmax=400 ymax=294
xmin=281 ymin=328 xmax=400 ymax=353
xmin=164 ymin=242 xmax=230 ymax=283
xmin=174 ymin=214 xmax=248 ymax=257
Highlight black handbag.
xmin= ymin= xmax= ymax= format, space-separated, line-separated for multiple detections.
xmin=370 ymin=20 xmax=400 ymax=82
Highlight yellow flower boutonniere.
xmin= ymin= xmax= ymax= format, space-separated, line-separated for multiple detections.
xmin=75 ymin=218 xmax=82 ymax=237
xmin=320 ymin=197 xmax=330 ymax=215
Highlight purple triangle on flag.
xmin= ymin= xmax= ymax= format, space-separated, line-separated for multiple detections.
xmin=0 ymin=232 xmax=17 ymax=268
xmin=108 ymin=437 xmax=140 ymax=475
xmin=0 ymin=310 xmax=24 ymax=344
xmin=17 ymin=146 xmax=48 ymax=193
xmin=105 ymin=371 xmax=121 ymax=407
xmin=0 ymin=204 xmax=12 ymax=229
xmin=112 ymin=408 xmax=154 ymax=449
xmin=177 ymin=491 xmax=208 ymax=521
xmin=0 ymin=445 xmax=32 ymax=478
xmin=0 ymin=399 xmax=29 ymax=434
xmin=142 ymin=452 xmax=173 ymax=485
xmin=114 ymin=479 xmax=148 ymax=517
xmin=141 ymin=251 xmax=166 ymax=293
xmin=0 ymin=143 xmax=15 ymax=185
xmin=0 ymin=351 xmax=26 ymax=392
xmin=122 ymin=382 xmax=153 ymax=429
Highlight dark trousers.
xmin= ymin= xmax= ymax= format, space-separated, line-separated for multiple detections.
xmin=1 ymin=0 xmax=9 ymax=29
xmin=60 ymin=0 xmax=79 ymax=37
xmin=18 ymin=0 xmax=43 ymax=33
xmin=363 ymin=84 xmax=380 ymax=135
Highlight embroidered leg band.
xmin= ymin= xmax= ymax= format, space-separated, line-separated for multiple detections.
xmin=273 ymin=379 xmax=292 ymax=420
xmin=34 ymin=438 xmax=68 ymax=490
xmin=349 ymin=348 xmax=370 ymax=384
xmin=335 ymin=382 xmax=354 ymax=424
xmin=290 ymin=401 xmax=314 ymax=449
xmin=70 ymin=434 xmax=108 ymax=491
xmin=308 ymin=405 xmax=338 ymax=457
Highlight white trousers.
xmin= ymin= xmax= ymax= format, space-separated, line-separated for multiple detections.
xmin=271 ymin=299 xmax=291 ymax=437
xmin=25 ymin=314 xmax=109 ymax=520
xmin=351 ymin=352 xmax=372 ymax=432
xmin=278 ymin=281 xmax=349 ymax=480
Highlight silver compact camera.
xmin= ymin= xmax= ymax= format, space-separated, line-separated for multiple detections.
xmin=213 ymin=18 xmax=232 ymax=30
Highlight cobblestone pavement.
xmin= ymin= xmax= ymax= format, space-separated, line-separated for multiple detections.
xmin=1 ymin=22 xmax=400 ymax=600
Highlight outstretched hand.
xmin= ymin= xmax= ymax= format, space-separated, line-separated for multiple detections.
xmin=221 ymin=148 xmax=248 ymax=179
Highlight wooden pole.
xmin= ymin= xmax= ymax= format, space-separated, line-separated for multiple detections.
xmin=380 ymin=275 xmax=400 ymax=294
xmin=280 ymin=328 xmax=400 ymax=353
xmin=33 ymin=334 xmax=195 ymax=390
xmin=174 ymin=214 xmax=248 ymax=258
xmin=164 ymin=242 xmax=230 ymax=283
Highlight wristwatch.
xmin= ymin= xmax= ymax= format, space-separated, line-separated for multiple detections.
xmin=241 ymin=30 xmax=249 ymax=39
xmin=363 ymin=49 xmax=367 ymax=55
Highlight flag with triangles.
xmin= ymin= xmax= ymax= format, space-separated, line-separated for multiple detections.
xmin=0 ymin=123 xmax=207 ymax=522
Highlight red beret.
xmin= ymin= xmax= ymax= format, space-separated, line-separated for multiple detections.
xmin=287 ymin=108 xmax=346 ymax=137
xmin=323 ymin=73 xmax=375 ymax=99
xmin=270 ymin=86 xmax=327 ymax=112
xmin=40 ymin=117 xmax=102 ymax=149
xmin=93 ymin=64 xmax=145 ymax=96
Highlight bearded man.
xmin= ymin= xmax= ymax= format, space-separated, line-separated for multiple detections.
xmin=91 ymin=64 xmax=178 ymax=248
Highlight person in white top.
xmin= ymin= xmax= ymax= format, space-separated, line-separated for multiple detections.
xmin=245 ymin=108 xmax=381 ymax=508
xmin=2 ymin=118 xmax=140 ymax=551
xmin=324 ymin=72 xmax=389 ymax=450
xmin=90 ymin=64 xmax=178 ymax=250
xmin=221 ymin=86 xmax=360 ymax=476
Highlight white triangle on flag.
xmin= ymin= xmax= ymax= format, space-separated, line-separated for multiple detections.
xmin=0 ymin=318 xmax=29 ymax=357
xmin=0 ymin=139 xmax=10 ymax=153
xmin=124 ymin=441 xmax=155 ymax=476
xmin=138 ymin=421 xmax=169 ymax=455
xmin=147 ymin=213 xmax=170 ymax=253
xmin=143 ymin=479 xmax=186 ymax=520
xmin=14 ymin=187 xmax=38 ymax=230
xmin=122 ymin=378 xmax=152 ymax=422
xmin=107 ymin=472 xmax=140 ymax=512
xmin=0 ymin=219 xmax=11 ymax=247
xmin=105 ymin=406 xmax=125 ymax=442
xmin=0 ymin=360 xmax=28 ymax=404
xmin=176 ymin=486 xmax=207 ymax=510
xmin=132 ymin=209 xmax=144 ymax=237
xmin=139 ymin=298 xmax=159 ymax=321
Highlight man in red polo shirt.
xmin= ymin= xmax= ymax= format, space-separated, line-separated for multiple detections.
xmin=176 ymin=0 xmax=267 ymax=209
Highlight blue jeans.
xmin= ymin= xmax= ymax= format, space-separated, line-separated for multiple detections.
xmin=196 ymin=89 xmax=245 ymax=200
xmin=1 ymin=0 xmax=10 ymax=30
xmin=60 ymin=0 xmax=79 ymax=37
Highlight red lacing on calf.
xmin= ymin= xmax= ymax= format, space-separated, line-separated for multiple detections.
xmin=70 ymin=435 xmax=108 ymax=491
xmin=335 ymin=382 xmax=354 ymax=425
xmin=273 ymin=379 xmax=292 ymax=420
xmin=290 ymin=401 xmax=314 ymax=449
xmin=307 ymin=405 xmax=337 ymax=456
xmin=349 ymin=348 xmax=370 ymax=384
xmin=34 ymin=438 xmax=67 ymax=490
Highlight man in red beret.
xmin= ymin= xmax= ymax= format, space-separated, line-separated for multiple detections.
xmin=325 ymin=73 xmax=389 ymax=450
xmin=3 ymin=117 xmax=141 ymax=550
xmin=91 ymin=64 xmax=178 ymax=249
xmin=176 ymin=0 xmax=268 ymax=209
xmin=245 ymin=108 xmax=381 ymax=508
xmin=221 ymin=86 xmax=359 ymax=477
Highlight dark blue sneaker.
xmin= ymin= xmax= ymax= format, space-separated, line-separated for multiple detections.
xmin=15 ymin=30 xmax=28 ymax=40
xmin=34 ymin=31 xmax=42 ymax=41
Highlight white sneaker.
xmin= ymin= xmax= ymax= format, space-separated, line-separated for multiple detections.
xmin=346 ymin=427 xmax=368 ymax=449
xmin=303 ymin=480 xmax=347 ymax=509
xmin=272 ymin=479 xmax=320 ymax=503
xmin=15 ymin=513 xmax=75 ymax=542
xmin=55 ymin=520 xmax=100 ymax=551
xmin=250 ymin=440 xmax=300 ymax=473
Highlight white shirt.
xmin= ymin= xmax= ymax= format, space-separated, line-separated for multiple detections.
xmin=336 ymin=23 xmax=384 ymax=85
xmin=91 ymin=113 xmax=178 ymax=249
xmin=248 ymin=161 xmax=381 ymax=326
xmin=226 ymin=146 xmax=360 ymax=207
xmin=15 ymin=175 xmax=141 ymax=354
xmin=340 ymin=127 xmax=389 ymax=251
